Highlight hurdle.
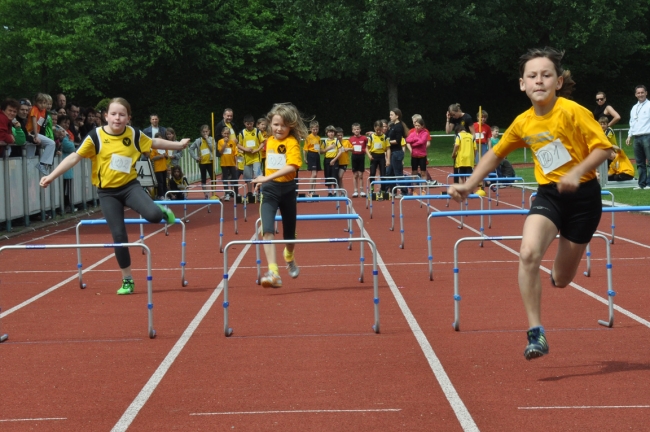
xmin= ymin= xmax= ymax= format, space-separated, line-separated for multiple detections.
xmin=76 ymin=218 xmax=187 ymax=288
xmin=164 ymin=189 xmax=224 ymax=222
xmin=297 ymin=196 xmax=354 ymax=232
xmin=222 ymin=237 xmax=380 ymax=337
xmin=155 ymin=200 xmax=226 ymax=252
xmin=0 ymin=242 xmax=157 ymax=342
xmin=387 ymin=181 xmax=430 ymax=227
xmin=172 ymin=188 xmax=239 ymax=232
xmin=208 ymin=180 xmax=251 ymax=220
xmin=254 ymin=213 xmax=366 ymax=284
xmin=399 ymin=194 xmax=484 ymax=249
xmin=364 ymin=175 xmax=420 ymax=208
xmin=451 ymin=233 xmax=615 ymax=331
xmin=529 ymin=190 xmax=616 ymax=244
xmin=368 ymin=179 xmax=427 ymax=218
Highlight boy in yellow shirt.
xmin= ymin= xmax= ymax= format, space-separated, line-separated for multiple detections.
xmin=451 ymin=123 xmax=476 ymax=182
xmin=218 ymin=127 xmax=239 ymax=201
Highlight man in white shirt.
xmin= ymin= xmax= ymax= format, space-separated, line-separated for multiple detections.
xmin=143 ymin=114 xmax=167 ymax=139
xmin=626 ymin=85 xmax=650 ymax=189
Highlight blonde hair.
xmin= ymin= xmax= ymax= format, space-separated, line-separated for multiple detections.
xmin=34 ymin=93 xmax=49 ymax=105
xmin=108 ymin=97 xmax=132 ymax=116
xmin=266 ymin=103 xmax=309 ymax=141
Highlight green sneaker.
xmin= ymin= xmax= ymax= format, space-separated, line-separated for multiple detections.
xmin=117 ymin=278 xmax=135 ymax=295
xmin=158 ymin=204 xmax=176 ymax=225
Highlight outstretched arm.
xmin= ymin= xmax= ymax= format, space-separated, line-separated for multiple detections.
xmin=40 ymin=153 xmax=82 ymax=187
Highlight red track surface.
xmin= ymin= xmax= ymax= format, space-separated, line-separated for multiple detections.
xmin=1 ymin=169 xmax=650 ymax=431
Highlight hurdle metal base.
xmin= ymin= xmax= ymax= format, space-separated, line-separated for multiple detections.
xmin=0 ymin=334 xmax=7 ymax=343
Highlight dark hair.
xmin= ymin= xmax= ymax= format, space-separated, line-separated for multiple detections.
xmin=150 ymin=113 xmax=159 ymax=118
xmin=518 ymin=47 xmax=575 ymax=98
xmin=596 ymin=91 xmax=606 ymax=98
xmin=58 ymin=115 xmax=70 ymax=125
xmin=454 ymin=123 xmax=464 ymax=133
xmin=391 ymin=108 xmax=410 ymax=137
xmin=635 ymin=85 xmax=647 ymax=92
xmin=351 ymin=123 xmax=361 ymax=129
xmin=373 ymin=120 xmax=383 ymax=130
xmin=1 ymin=98 xmax=20 ymax=111
xmin=243 ymin=114 xmax=254 ymax=123
xmin=171 ymin=165 xmax=184 ymax=177
xmin=598 ymin=116 xmax=609 ymax=123
xmin=335 ymin=127 xmax=343 ymax=133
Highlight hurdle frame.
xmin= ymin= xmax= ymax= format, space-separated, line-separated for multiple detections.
xmin=364 ymin=175 xmax=420 ymax=209
xmin=368 ymin=179 xmax=427 ymax=218
xmin=222 ymin=237 xmax=380 ymax=337
xmin=155 ymin=199 xmax=227 ymax=252
xmin=76 ymin=218 xmax=187 ymax=288
xmin=254 ymin=213 xmax=366 ymax=284
xmin=0 ymin=242 xmax=157 ymax=342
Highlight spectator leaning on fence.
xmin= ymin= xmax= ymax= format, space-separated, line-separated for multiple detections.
xmin=0 ymin=98 xmax=20 ymax=158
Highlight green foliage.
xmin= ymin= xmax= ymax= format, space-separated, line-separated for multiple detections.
xmin=95 ymin=98 xmax=111 ymax=112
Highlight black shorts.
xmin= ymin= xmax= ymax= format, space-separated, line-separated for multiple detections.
xmin=323 ymin=157 xmax=339 ymax=181
xmin=529 ymin=178 xmax=602 ymax=244
xmin=351 ymin=154 xmax=366 ymax=173
xmin=260 ymin=181 xmax=297 ymax=240
xmin=307 ymin=152 xmax=321 ymax=171
xmin=411 ymin=156 xmax=427 ymax=173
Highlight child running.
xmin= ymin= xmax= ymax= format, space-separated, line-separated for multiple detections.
xmin=40 ymin=97 xmax=188 ymax=295
xmin=252 ymin=103 xmax=306 ymax=288
xmin=447 ymin=47 xmax=612 ymax=360
xmin=349 ymin=123 xmax=368 ymax=197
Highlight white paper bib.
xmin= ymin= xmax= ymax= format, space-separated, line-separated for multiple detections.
xmin=373 ymin=142 xmax=383 ymax=150
xmin=201 ymin=148 xmax=210 ymax=156
xmin=246 ymin=140 xmax=256 ymax=148
xmin=475 ymin=132 xmax=484 ymax=140
xmin=353 ymin=145 xmax=362 ymax=152
xmin=267 ymin=153 xmax=286 ymax=169
xmin=314 ymin=144 xmax=320 ymax=151
xmin=534 ymin=139 xmax=572 ymax=175
xmin=109 ymin=154 xmax=132 ymax=174
xmin=222 ymin=147 xmax=232 ymax=155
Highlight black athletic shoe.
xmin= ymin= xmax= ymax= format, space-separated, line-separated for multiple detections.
xmin=524 ymin=327 xmax=549 ymax=360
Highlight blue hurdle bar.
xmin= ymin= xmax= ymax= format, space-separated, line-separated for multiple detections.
xmin=155 ymin=199 xmax=225 ymax=251
xmin=222 ymin=237 xmax=380 ymax=337
xmin=399 ymin=194 xmax=484 ymax=249
xmin=0 ymin=242 xmax=157 ymax=342
xmin=451 ymin=233 xmax=615 ymax=331
xmin=296 ymin=196 xmax=353 ymax=229
xmin=364 ymin=175 xmax=420 ymax=209
xmin=387 ymin=181 xmax=430 ymax=224
xmin=254 ymin=213 xmax=365 ymax=284
xmin=368 ymin=179 xmax=428 ymax=219
xmin=76 ymin=218 xmax=187 ymax=288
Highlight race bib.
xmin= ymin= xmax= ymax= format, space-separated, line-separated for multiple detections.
xmin=109 ymin=154 xmax=132 ymax=174
xmin=314 ymin=144 xmax=320 ymax=151
xmin=267 ymin=152 xmax=286 ymax=169
xmin=534 ymin=139 xmax=572 ymax=175
xmin=236 ymin=155 xmax=244 ymax=163
xmin=201 ymin=148 xmax=210 ymax=156
xmin=222 ymin=147 xmax=232 ymax=155
xmin=37 ymin=117 xmax=45 ymax=126
xmin=157 ymin=149 xmax=165 ymax=155
xmin=373 ymin=142 xmax=383 ymax=150
xmin=246 ymin=140 xmax=256 ymax=148
xmin=475 ymin=132 xmax=484 ymax=140
xmin=353 ymin=145 xmax=362 ymax=152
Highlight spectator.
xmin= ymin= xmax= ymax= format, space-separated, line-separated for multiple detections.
xmin=150 ymin=132 xmax=169 ymax=200
xmin=16 ymin=99 xmax=34 ymax=155
xmin=79 ymin=107 xmax=97 ymax=138
xmin=607 ymin=145 xmax=634 ymax=182
xmin=57 ymin=107 xmax=67 ymax=117
xmin=27 ymin=93 xmax=57 ymax=175
xmin=625 ymin=85 xmax=650 ymax=190
xmin=0 ymin=98 xmax=20 ymax=158
xmin=168 ymin=165 xmax=189 ymax=200
xmin=66 ymin=103 xmax=81 ymax=143
xmin=593 ymin=91 xmax=621 ymax=127
xmin=445 ymin=103 xmax=475 ymax=135
xmin=96 ymin=109 xmax=106 ymax=126
xmin=55 ymin=93 xmax=66 ymax=111
xmin=50 ymin=110 xmax=58 ymax=127
xmin=215 ymin=108 xmax=236 ymax=137
xmin=405 ymin=115 xmax=431 ymax=191
xmin=142 ymin=113 xmax=166 ymax=139
xmin=165 ymin=128 xmax=182 ymax=166
xmin=55 ymin=125 xmax=77 ymax=211
xmin=57 ymin=115 xmax=75 ymax=142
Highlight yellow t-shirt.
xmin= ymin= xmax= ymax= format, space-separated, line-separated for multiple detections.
xmin=265 ymin=135 xmax=302 ymax=182
xmin=604 ymin=127 xmax=618 ymax=146
xmin=260 ymin=131 xmax=268 ymax=159
xmin=324 ymin=138 xmax=341 ymax=158
xmin=368 ymin=134 xmax=389 ymax=154
xmin=77 ymin=126 xmax=152 ymax=189
xmin=150 ymin=148 xmax=168 ymax=172
xmin=218 ymin=138 xmax=238 ymax=167
xmin=238 ymin=128 xmax=263 ymax=165
xmin=454 ymin=131 xmax=476 ymax=168
xmin=304 ymin=134 xmax=321 ymax=153
xmin=339 ymin=139 xmax=353 ymax=166
xmin=608 ymin=148 xmax=634 ymax=176
xmin=199 ymin=138 xmax=213 ymax=164
xmin=494 ymin=97 xmax=612 ymax=185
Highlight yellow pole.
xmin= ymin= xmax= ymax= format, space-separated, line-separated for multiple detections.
xmin=211 ymin=112 xmax=216 ymax=181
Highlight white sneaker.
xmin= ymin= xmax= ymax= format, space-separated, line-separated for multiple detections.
xmin=286 ymin=260 xmax=300 ymax=278
xmin=633 ymin=186 xmax=645 ymax=190
xmin=360 ymin=192 xmax=367 ymax=197
xmin=224 ymin=195 xmax=230 ymax=201
xmin=260 ymin=271 xmax=282 ymax=288
xmin=352 ymin=192 xmax=358 ymax=198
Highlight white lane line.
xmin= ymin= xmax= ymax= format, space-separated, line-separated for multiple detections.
xmin=0 ymin=207 xmax=209 ymax=319
xmin=354 ymin=214 xmax=479 ymax=432
xmin=190 ymin=409 xmax=401 ymax=416
xmin=0 ymin=417 xmax=66 ymax=422
xmin=518 ymin=405 xmax=650 ymax=410
xmin=110 ymin=240 xmax=252 ymax=432
xmin=425 ymin=202 xmax=650 ymax=330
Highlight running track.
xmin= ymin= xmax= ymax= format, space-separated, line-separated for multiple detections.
xmin=0 ymin=169 xmax=649 ymax=431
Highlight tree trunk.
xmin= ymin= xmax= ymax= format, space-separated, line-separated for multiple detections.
xmin=387 ymin=78 xmax=398 ymax=110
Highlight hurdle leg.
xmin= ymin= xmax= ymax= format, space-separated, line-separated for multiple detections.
xmin=611 ymin=211 xmax=615 ymax=244
xmin=223 ymin=248 xmax=233 ymax=336
xmin=427 ymin=219 xmax=434 ymax=281
xmin=399 ymin=209 xmax=405 ymax=249
xmin=458 ymin=201 xmax=465 ymax=229
xmin=76 ymin=224 xmax=87 ymax=289
xmin=583 ymin=243 xmax=592 ymax=277
xmin=219 ymin=203 xmax=224 ymax=253
xmin=146 ymin=249 xmax=156 ymax=339
xmin=140 ymin=219 xmax=146 ymax=254
xmin=233 ymin=194 xmax=238 ymax=235
xmin=598 ymin=235 xmax=616 ymax=328
xmin=390 ymin=191 xmax=395 ymax=231
xmin=255 ymin=220 xmax=262 ymax=285
xmin=371 ymin=243 xmax=380 ymax=333
xmin=452 ymin=245 xmax=460 ymax=331
xmin=184 ymin=203 xmax=189 ymax=223
xmin=180 ymin=221 xmax=188 ymax=286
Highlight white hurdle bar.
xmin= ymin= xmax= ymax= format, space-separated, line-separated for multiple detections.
xmin=451 ymin=233 xmax=615 ymax=331
xmin=164 ymin=189 xmax=224 ymax=222
xmin=76 ymin=218 xmax=187 ymax=288
xmin=221 ymin=237 xmax=380 ymax=337
xmin=155 ymin=200 xmax=226 ymax=252
xmin=368 ymin=179 xmax=426 ymax=218
xmin=254 ymin=213 xmax=366 ymax=284
xmin=0 ymin=242 xmax=157 ymax=342
xmin=399 ymin=194 xmax=484 ymax=249
xmin=208 ymin=179 xmax=250 ymax=221
xmin=180 ymin=187 xmax=240 ymax=228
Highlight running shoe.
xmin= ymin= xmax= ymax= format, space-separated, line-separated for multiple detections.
xmin=158 ymin=204 xmax=176 ymax=225
xmin=524 ymin=327 xmax=549 ymax=360
xmin=352 ymin=192 xmax=359 ymax=198
xmin=261 ymin=271 xmax=282 ymax=288
xmin=224 ymin=194 xmax=230 ymax=201
xmin=36 ymin=163 xmax=49 ymax=176
xmin=360 ymin=192 xmax=367 ymax=198
xmin=286 ymin=260 xmax=300 ymax=278
xmin=117 ymin=278 xmax=135 ymax=295
xmin=427 ymin=180 xmax=439 ymax=186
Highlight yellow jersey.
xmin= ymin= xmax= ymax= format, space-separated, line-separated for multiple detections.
xmin=324 ymin=138 xmax=341 ymax=158
xmin=218 ymin=138 xmax=238 ymax=167
xmin=368 ymin=134 xmax=389 ymax=154
xmin=199 ymin=138 xmax=213 ymax=164
xmin=304 ymin=134 xmax=321 ymax=153
xmin=150 ymin=148 xmax=168 ymax=172
xmin=454 ymin=131 xmax=476 ymax=168
xmin=339 ymin=139 xmax=353 ymax=166
xmin=604 ymin=127 xmax=618 ymax=146
xmin=494 ymin=97 xmax=612 ymax=185
xmin=265 ymin=135 xmax=302 ymax=182
xmin=608 ymin=148 xmax=634 ymax=177
xmin=78 ymin=126 xmax=152 ymax=189
xmin=238 ymin=128 xmax=264 ymax=165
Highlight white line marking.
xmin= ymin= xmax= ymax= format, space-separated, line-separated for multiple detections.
xmin=353 ymin=212 xmax=479 ymax=432
xmin=518 ymin=405 xmax=650 ymax=410
xmin=0 ymin=417 xmax=66 ymax=422
xmin=0 ymin=207 xmax=208 ymax=319
xmin=190 ymin=409 xmax=401 ymax=416
xmin=110 ymin=240 xmax=253 ymax=432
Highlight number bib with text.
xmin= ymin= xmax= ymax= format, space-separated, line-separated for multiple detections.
xmin=534 ymin=139 xmax=572 ymax=175
xmin=266 ymin=153 xmax=286 ymax=169
xmin=353 ymin=145 xmax=362 ymax=152
xmin=110 ymin=154 xmax=132 ymax=174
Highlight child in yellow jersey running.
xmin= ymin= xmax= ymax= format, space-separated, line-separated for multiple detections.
xmin=448 ymin=48 xmax=612 ymax=360
xmin=252 ymin=103 xmax=306 ymax=288
xmin=40 ymin=98 xmax=189 ymax=295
